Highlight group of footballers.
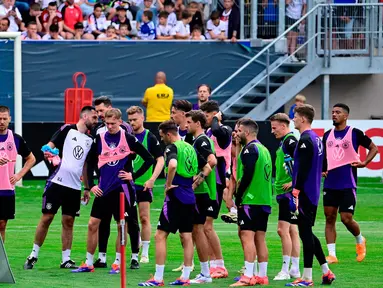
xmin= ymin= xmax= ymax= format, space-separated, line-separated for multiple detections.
xmin=0 ymin=84 xmax=378 ymax=287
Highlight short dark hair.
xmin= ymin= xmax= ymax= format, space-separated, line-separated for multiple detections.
xmin=239 ymin=119 xmax=259 ymax=135
xmin=143 ymin=10 xmax=153 ymax=21
xmin=1 ymin=18 xmax=10 ymax=27
xmin=74 ymin=22 xmax=84 ymax=29
xmin=270 ymin=113 xmax=290 ymax=125
xmin=164 ymin=1 xmax=175 ymax=8
xmin=30 ymin=3 xmax=40 ymax=11
xmin=106 ymin=25 xmax=116 ymax=31
xmin=198 ymin=84 xmax=211 ymax=94
xmin=200 ymin=100 xmax=219 ymax=113
xmin=94 ymin=96 xmax=112 ymax=107
xmin=333 ymin=103 xmax=350 ymax=114
xmin=159 ymin=120 xmax=178 ymax=135
xmin=294 ymin=104 xmax=315 ymax=124
xmin=48 ymin=1 xmax=57 ymax=7
xmin=181 ymin=10 xmax=191 ymax=20
xmin=94 ymin=3 xmax=102 ymax=10
xmin=28 ymin=21 xmax=37 ymax=27
xmin=185 ymin=110 xmax=207 ymax=128
xmin=0 ymin=105 xmax=10 ymax=114
xmin=80 ymin=106 xmax=96 ymax=116
xmin=159 ymin=11 xmax=169 ymax=19
xmin=172 ymin=100 xmax=192 ymax=113
xmin=49 ymin=23 xmax=59 ymax=32
xmin=210 ymin=10 xmax=220 ymax=21
xmin=119 ymin=23 xmax=130 ymax=31
xmin=192 ymin=25 xmax=202 ymax=33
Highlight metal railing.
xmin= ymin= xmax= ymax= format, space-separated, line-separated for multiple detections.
xmin=213 ymin=2 xmax=383 ymax=113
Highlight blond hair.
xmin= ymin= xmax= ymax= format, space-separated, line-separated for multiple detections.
xmin=295 ymin=94 xmax=306 ymax=103
xmin=105 ymin=108 xmax=122 ymax=119
xmin=126 ymin=106 xmax=144 ymax=115
xmin=270 ymin=113 xmax=290 ymax=125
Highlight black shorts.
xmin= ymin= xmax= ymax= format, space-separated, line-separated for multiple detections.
xmin=286 ymin=16 xmax=299 ymax=32
xmin=135 ymin=185 xmax=153 ymax=203
xmin=0 ymin=195 xmax=15 ymax=220
xmin=193 ymin=193 xmax=210 ymax=225
xmin=206 ymin=184 xmax=224 ymax=219
xmin=42 ymin=182 xmax=81 ymax=217
xmin=91 ymin=184 xmax=135 ymax=222
xmin=323 ymin=188 xmax=356 ymax=215
xmin=157 ymin=195 xmax=195 ymax=234
xmin=277 ymin=196 xmax=298 ymax=225
xmin=298 ymin=192 xmax=318 ymax=227
xmin=238 ymin=205 xmax=270 ymax=232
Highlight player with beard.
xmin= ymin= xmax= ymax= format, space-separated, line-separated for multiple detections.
xmin=192 ymin=84 xmax=212 ymax=110
xmin=127 ymin=106 xmax=165 ymax=264
xmin=200 ymin=100 xmax=231 ymax=278
xmin=322 ymin=103 xmax=377 ymax=264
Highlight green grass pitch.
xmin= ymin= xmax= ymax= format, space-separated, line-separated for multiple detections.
xmin=2 ymin=178 xmax=383 ymax=287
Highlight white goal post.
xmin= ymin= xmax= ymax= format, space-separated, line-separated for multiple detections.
xmin=0 ymin=32 xmax=23 ymax=186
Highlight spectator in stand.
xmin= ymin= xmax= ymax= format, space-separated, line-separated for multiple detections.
xmin=142 ymin=71 xmax=174 ymax=123
xmin=0 ymin=0 xmax=22 ymax=32
xmin=20 ymin=3 xmax=42 ymax=32
xmin=108 ymin=0 xmax=133 ymax=22
xmin=334 ymin=0 xmax=356 ymax=50
xmin=285 ymin=0 xmax=306 ymax=62
xmin=163 ymin=1 xmax=177 ymax=27
xmin=220 ymin=0 xmax=240 ymax=42
xmin=259 ymin=0 xmax=278 ymax=39
xmin=41 ymin=2 xmax=64 ymax=37
xmin=42 ymin=23 xmax=64 ymax=39
xmin=193 ymin=84 xmax=211 ymax=110
xmin=98 ymin=24 xmax=120 ymax=40
xmin=80 ymin=0 xmax=98 ymax=18
xmin=138 ymin=10 xmax=155 ymax=40
xmin=86 ymin=3 xmax=107 ymax=39
xmin=21 ymin=21 xmax=41 ymax=39
xmin=173 ymin=10 xmax=192 ymax=40
xmin=205 ymin=10 xmax=226 ymax=40
xmin=191 ymin=25 xmax=205 ymax=40
xmin=61 ymin=0 xmax=83 ymax=39
xmin=156 ymin=11 xmax=174 ymax=39
xmin=136 ymin=0 xmax=157 ymax=30
xmin=174 ymin=0 xmax=185 ymax=20
xmin=288 ymin=94 xmax=306 ymax=119
xmin=188 ymin=1 xmax=203 ymax=34
xmin=0 ymin=17 xmax=10 ymax=31
xmin=111 ymin=6 xmax=132 ymax=35
xmin=119 ymin=23 xmax=131 ymax=39
xmin=73 ymin=21 xmax=94 ymax=39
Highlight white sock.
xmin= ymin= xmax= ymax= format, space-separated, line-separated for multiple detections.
xmin=62 ymin=249 xmax=71 ymax=263
xmin=210 ymin=260 xmax=217 ymax=268
xmin=131 ymin=253 xmax=138 ymax=261
xmin=30 ymin=244 xmax=40 ymax=258
xmin=142 ymin=241 xmax=150 ymax=257
xmin=327 ymin=243 xmax=336 ymax=257
xmin=99 ymin=252 xmax=106 ymax=263
xmin=321 ymin=263 xmax=329 ymax=274
xmin=230 ymin=207 xmax=237 ymax=214
xmin=86 ymin=252 xmax=94 ymax=267
xmin=355 ymin=233 xmax=363 ymax=244
xmin=258 ymin=262 xmax=268 ymax=277
xmin=291 ymin=257 xmax=300 ymax=272
xmin=244 ymin=261 xmax=254 ymax=278
xmin=253 ymin=260 xmax=258 ymax=276
xmin=302 ymin=268 xmax=312 ymax=281
xmin=282 ymin=255 xmax=290 ymax=273
xmin=114 ymin=252 xmax=121 ymax=265
xmin=200 ymin=261 xmax=210 ymax=276
xmin=154 ymin=264 xmax=165 ymax=282
xmin=181 ymin=266 xmax=192 ymax=280
xmin=215 ymin=259 xmax=224 ymax=268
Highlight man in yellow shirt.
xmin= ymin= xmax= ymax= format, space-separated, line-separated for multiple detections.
xmin=142 ymin=72 xmax=174 ymax=122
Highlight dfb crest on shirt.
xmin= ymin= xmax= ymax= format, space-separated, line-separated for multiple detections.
xmin=73 ymin=145 xmax=84 ymax=160
xmin=85 ymin=139 xmax=92 ymax=148
xmin=316 ymin=137 xmax=323 ymax=156
xmin=342 ymin=140 xmax=351 ymax=149
xmin=327 ymin=140 xmax=334 ymax=148
xmin=6 ymin=142 xmax=13 ymax=151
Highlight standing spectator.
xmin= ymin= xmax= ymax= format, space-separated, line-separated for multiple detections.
xmin=118 ymin=23 xmax=132 ymax=39
xmin=0 ymin=18 xmax=10 ymax=31
xmin=258 ymin=0 xmax=278 ymax=39
xmin=0 ymin=0 xmax=22 ymax=32
xmin=98 ymin=24 xmax=119 ymax=40
xmin=136 ymin=0 xmax=157 ymax=30
xmin=163 ymin=1 xmax=177 ymax=27
xmin=41 ymin=2 xmax=64 ymax=36
xmin=188 ymin=1 xmax=203 ymax=34
xmin=142 ymin=71 xmax=174 ymax=123
xmin=173 ymin=10 xmax=192 ymax=40
xmin=111 ymin=6 xmax=132 ymax=34
xmin=86 ymin=3 xmax=107 ymax=39
xmin=220 ymin=0 xmax=240 ymax=42
xmin=42 ymin=23 xmax=65 ymax=39
xmin=21 ymin=21 xmax=42 ymax=39
xmin=205 ymin=10 xmax=226 ymax=40
xmin=156 ymin=11 xmax=173 ymax=39
xmin=20 ymin=3 xmax=42 ymax=32
xmin=285 ymin=0 xmax=306 ymax=62
xmin=288 ymin=94 xmax=306 ymax=119
xmin=138 ymin=10 xmax=155 ymax=40
xmin=61 ymin=0 xmax=83 ymax=39
xmin=190 ymin=25 xmax=205 ymax=40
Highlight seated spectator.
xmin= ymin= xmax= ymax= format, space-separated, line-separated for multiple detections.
xmin=41 ymin=2 xmax=64 ymax=37
xmin=163 ymin=1 xmax=177 ymax=27
xmin=135 ymin=0 xmax=157 ymax=30
xmin=0 ymin=0 xmax=22 ymax=32
xmin=173 ymin=10 xmax=191 ymax=40
xmin=174 ymin=0 xmax=185 ymax=20
xmin=156 ymin=11 xmax=173 ymax=39
xmin=0 ymin=17 xmax=10 ymax=31
xmin=190 ymin=25 xmax=205 ymax=40
xmin=118 ymin=23 xmax=131 ymax=39
xmin=21 ymin=21 xmax=41 ymax=39
xmin=73 ymin=21 xmax=95 ymax=39
xmin=288 ymin=94 xmax=306 ymax=119
xmin=188 ymin=1 xmax=203 ymax=34
xmin=138 ymin=10 xmax=155 ymax=40
xmin=86 ymin=3 xmax=107 ymax=38
xmin=20 ymin=3 xmax=42 ymax=32
xmin=80 ymin=0 xmax=98 ymax=18
xmin=61 ymin=0 xmax=83 ymax=39
xmin=108 ymin=0 xmax=133 ymax=21
xmin=42 ymin=23 xmax=64 ymax=39
xmin=38 ymin=0 xmax=54 ymax=10
xmin=220 ymin=0 xmax=240 ymax=42
xmin=98 ymin=24 xmax=120 ymax=40
xmin=205 ymin=10 xmax=226 ymax=40
xmin=111 ymin=6 xmax=132 ymax=35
